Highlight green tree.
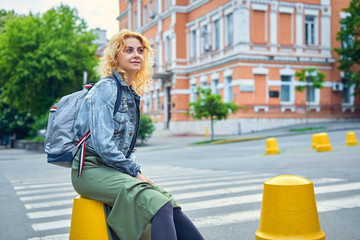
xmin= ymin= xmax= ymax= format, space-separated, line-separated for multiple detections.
xmin=0 ymin=5 xmax=99 ymax=117
xmin=187 ymin=87 xmax=239 ymax=140
xmin=295 ymin=68 xmax=325 ymax=92
xmin=138 ymin=114 xmax=155 ymax=144
xmin=334 ymin=0 xmax=360 ymax=95
xmin=0 ymin=9 xmax=16 ymax=33
xmin=0 ymin=103 xmax=34 ymax=140
xmin=295 ymin=68 xmax=326 ymax=122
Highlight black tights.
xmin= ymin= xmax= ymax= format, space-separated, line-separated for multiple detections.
xmin=151 ymin=201 xmax=204 ymax=240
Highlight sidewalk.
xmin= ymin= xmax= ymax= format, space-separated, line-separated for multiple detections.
xmin=138 ymin=119 xmax=360 ymax=152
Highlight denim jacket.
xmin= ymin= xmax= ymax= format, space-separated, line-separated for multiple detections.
xmin=74 ymin=71 xmax=141 ymax=177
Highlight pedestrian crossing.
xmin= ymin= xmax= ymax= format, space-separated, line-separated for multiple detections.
xmin=9 ymin=165 xmax=360 ymax=240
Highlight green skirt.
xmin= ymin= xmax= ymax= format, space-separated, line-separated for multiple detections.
xmin=71 ymin=151 xmax=180 ymax=240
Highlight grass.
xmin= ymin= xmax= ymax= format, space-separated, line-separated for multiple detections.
xmin=192 ymin=139 xmax=225 ymax=145
xmin=24 ymin=136 xmax=45 ymax=142
xmin=288 ymin=126 xmax=327 ymax=132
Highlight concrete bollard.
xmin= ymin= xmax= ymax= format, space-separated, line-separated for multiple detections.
xmin=255 ymin=175 xmax=325 ymax=240
xmin=205 ymin=126 xmax=209 ymax=138
xmin=316 ymin=132 xmax=332 ymax=152
xmin=70 ymin=195 xmax=109 ymax=240
xmin=69 ymin=195 xmax=151 ymax=240
xmin=312 ymin=133 xmax=319 ymax=149
xmin=266 ymin=138 xmax=280 ymax=155
xmin=346 ymin=131 xmax=358 ymax=146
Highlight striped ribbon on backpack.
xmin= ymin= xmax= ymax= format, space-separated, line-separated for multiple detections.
xmin=75 ymin=129 xmax=91 ymax=177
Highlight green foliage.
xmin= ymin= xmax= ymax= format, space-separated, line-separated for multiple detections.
xmin=0 ymin=104 xmax=34 ymax=139
xmin=294 ymin=68 xmax=326 ymax=92
xmin=187 ymin=88 xmax=239 ymax=140
xmin=0 ymin=5 xmax=99 ymax=118
xmin=28 ymin=114 xmax=48 ymax=137
xmin=138 ymin=114 xmax=155 ymax=144
xmin=0 ymin=9 xmax=16 ymax=33
xmin=334 ymin=0 xmax=360 ymax=95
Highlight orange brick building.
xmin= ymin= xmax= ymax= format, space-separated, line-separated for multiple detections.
xmin=118 ymin=0 xmax=360 ymax=135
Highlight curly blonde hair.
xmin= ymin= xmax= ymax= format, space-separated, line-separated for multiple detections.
xmin=99 ymin=29 xmax=153 ymax=95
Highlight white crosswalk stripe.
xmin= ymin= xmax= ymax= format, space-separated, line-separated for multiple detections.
xmin=9 ymin=165 xmax=360 ymax=240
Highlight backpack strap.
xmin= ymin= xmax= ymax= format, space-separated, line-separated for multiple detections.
xmin=77 ymin=73 xmax=123 ymax=177
xmin=113 ymin=72 xmax=123 ymax=115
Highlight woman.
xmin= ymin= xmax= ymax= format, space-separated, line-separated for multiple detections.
xmin=72 ymin=29 xmax=204 ymax=240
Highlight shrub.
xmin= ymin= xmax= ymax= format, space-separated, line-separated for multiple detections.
xmin=138 ymin=114 xmax=155 ymax=144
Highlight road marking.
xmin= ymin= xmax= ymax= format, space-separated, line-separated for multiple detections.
xmin=317 ymin=194 xmax=360 ymax=212
xmin=193 ymin=209 xmax=261 ymax=228
xmin=14 ymin=182 xmax=71 ymax=190
xmin=174 ymin=178 xmax=346 ymax=201
xmin=192 ymin=194 xmax=360 ymax=228
xmin=10 ymin=164 xmax=360 ymax=236
xmin=27 ymin=208 xmax=72 ymax=219
xmin=175 ymin=184 xmax=263 ymax=200
xmin=20 ymin=191 xmax=76 ymax=202
xmin=32 ymin=220 xmax=71 ymax=231
xmin=17 ymin=186 xmax=74 ymax=196
xmin=315 ymin=182 xmax=360 ymax=194
xmin=28 ymin=233 xmax=69 ymax=240
xmin=25 ymin=199 xmax=73 ymax=210
xmin=165 ymin=177 xmax=270 ymax=192
xmin=182 ymin=182 xmax=360 ymax=211
xmin=158 ymin=173 xmax=273 ymax=187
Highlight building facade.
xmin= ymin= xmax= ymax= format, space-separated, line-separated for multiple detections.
xmin=118 ymin=0 xmax=359 ymax=135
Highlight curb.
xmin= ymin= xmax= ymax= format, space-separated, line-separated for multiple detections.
xmin=212 ymin=136 xmax=267 ymax=144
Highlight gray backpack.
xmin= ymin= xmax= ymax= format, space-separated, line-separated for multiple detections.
xmin=44 ymin=77 xmax=122 ymax=169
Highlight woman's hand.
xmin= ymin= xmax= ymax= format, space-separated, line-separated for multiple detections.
xmin=136 ymin=172 xmax=153 ymax=184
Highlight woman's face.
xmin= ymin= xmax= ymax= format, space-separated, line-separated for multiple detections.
xmin=117 ymin=37 xmax=144 ymax=77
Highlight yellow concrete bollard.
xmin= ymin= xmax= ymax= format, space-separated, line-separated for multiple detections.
xmin=70 ymin=195 xmax=109 ymax=240
xmin=266 ymin=138 xmax=280 ymax=155
xmin=70 ymin=195 xmax=151 ymax=240
xmin=255 ymin=175 xmax=325 ymax=240
xmin=346 ymin=131 xmax=358 ymax=146
xmin=312 ymin=133 xmax=319 ymax=149
xmin=205 ymin=126 xmax=209 ymax=138
xmin=316 ymin=132 xmax=332 ymax=152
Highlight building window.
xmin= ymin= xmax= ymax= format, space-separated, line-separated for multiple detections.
xmin=156 ymin=88 xmax=160 ymax=110
xmin=342 ymin=78 xmax=351 ymax=104
xmin=305 ymin=16 xmax=315 ymax=45
xmin=144 ymin=93 xmax=149 ymax=112
xmin=156 ymin=42 xmax=161 ymax=67
xmin=191 ymin=30 xmax=197 ymax=58
xmin=134 ymin=11 xmax=137 ymax=30
xmin=143 ymin=6 xmax=147 ymax=25
xmin=306 ymin=77 xmax=316 ymax=103
xmin=201 ymin=24 xmax=210 ymax=53
xmin=213 ymin=19 xmax=220 ymax=50
xmin=165 ymin=0 xmax=170 ymax=10
xmin=226 ymin=13 xmax=233 ymax=46
xmin=155 ymin=0 xmax=159 ymax=14
xmin=190 ymin=83 xmax=197 ymax=102
xmin=201 ymin=80 xmax=207 ymax=89
xmin=150 ymin=90 xmax=154 ymax=111
xmin=149 ymin=1 xmax=154 ymax=19
xmin=165 ymin=36 xmax=170 ymax=62
xmin=212 ymin=79 xmax=219 ymax=95
xmin=280 ymin=75 xmax=291 ymax=103
xmin=225 ymin=76 xmax=233 ymax=102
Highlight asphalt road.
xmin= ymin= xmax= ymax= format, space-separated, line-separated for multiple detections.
xmin=0 ymin=128 xmax=359 ymax=240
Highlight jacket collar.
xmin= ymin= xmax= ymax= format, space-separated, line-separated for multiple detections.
xmin=112 ymin=70 xmax=128 ymax=88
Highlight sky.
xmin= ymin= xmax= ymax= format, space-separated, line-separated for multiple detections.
xmin=2 ymin=0 xmax=120 ymax=39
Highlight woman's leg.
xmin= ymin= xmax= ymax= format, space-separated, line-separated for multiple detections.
xmin=151 ymin=201 xmax=177 ymax=240
xmin=173 ymin=208 xmax=204 ymax=240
